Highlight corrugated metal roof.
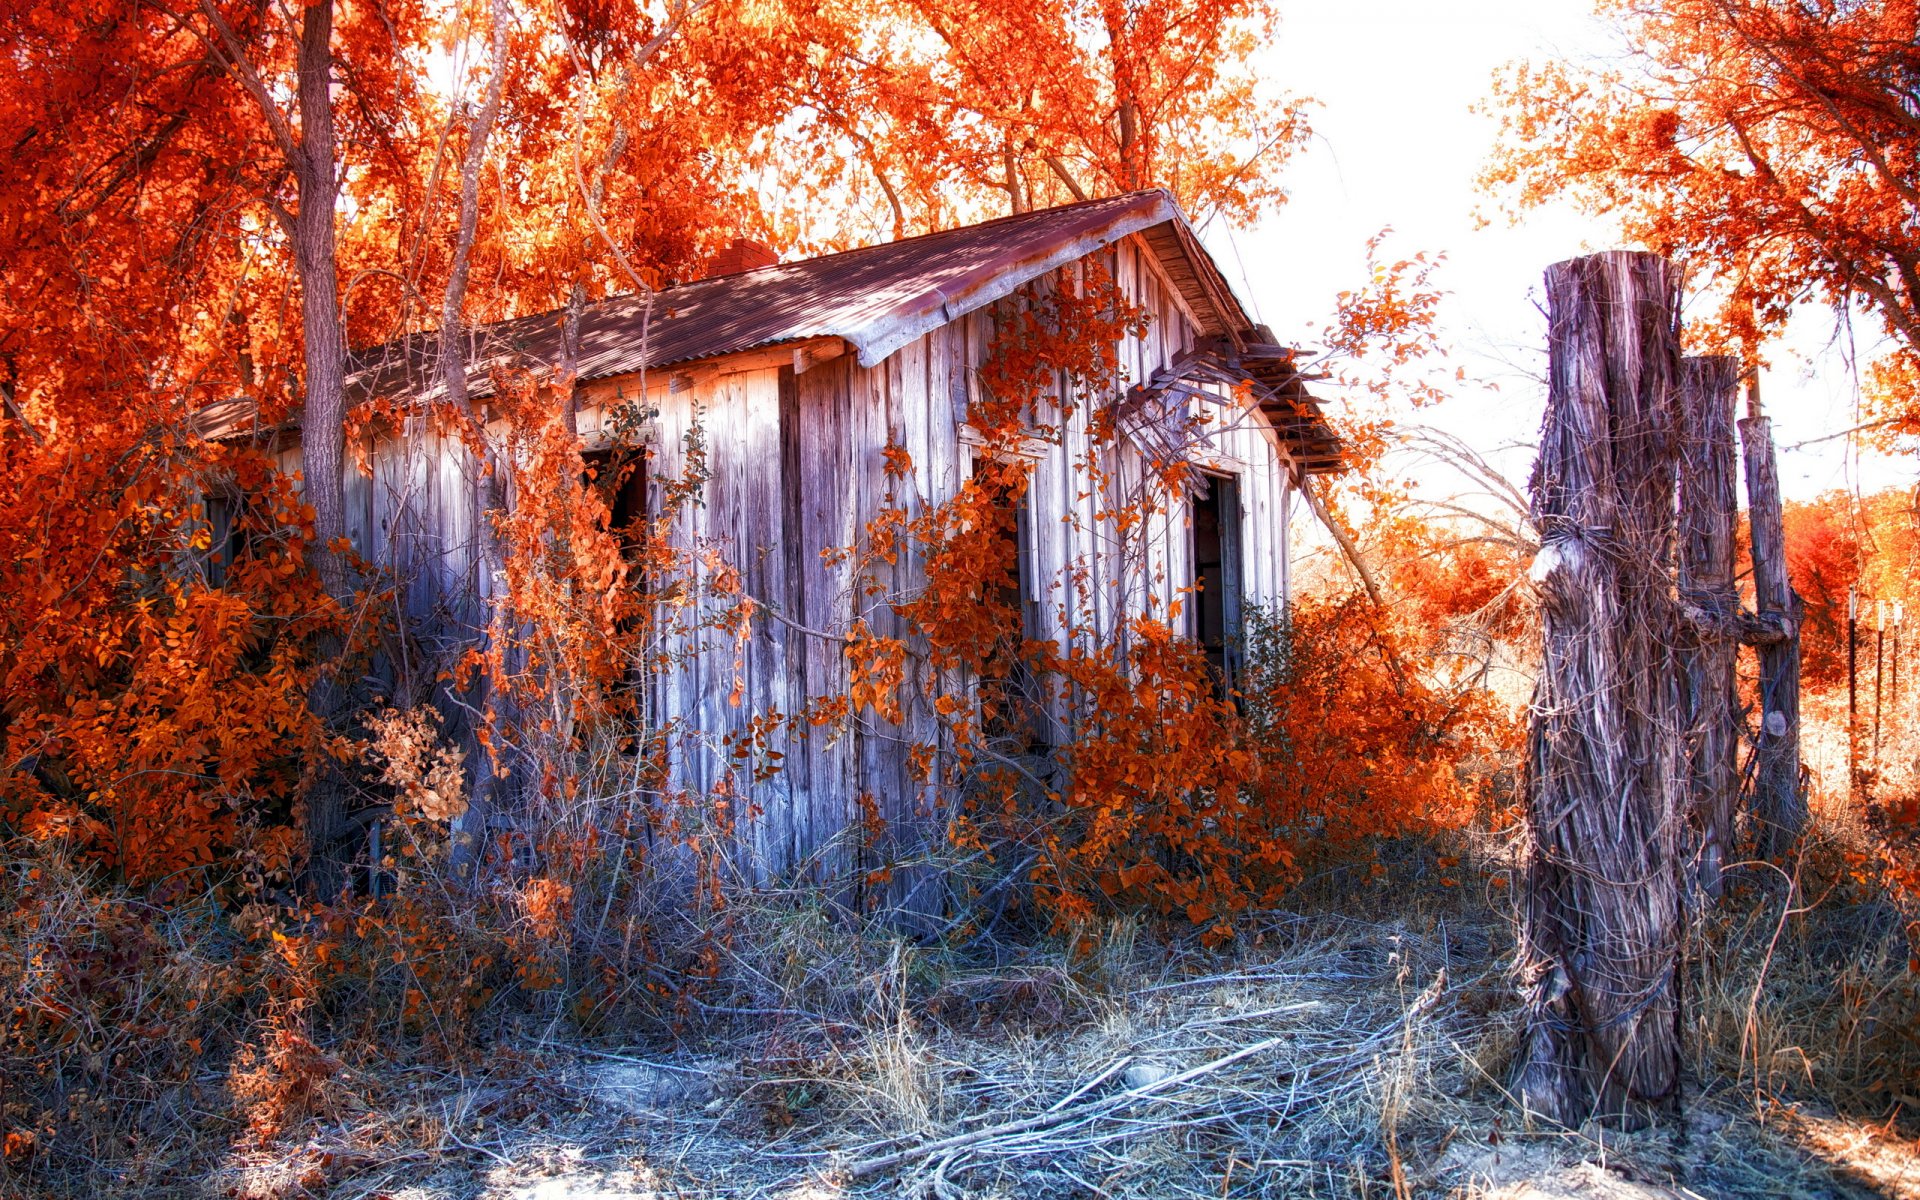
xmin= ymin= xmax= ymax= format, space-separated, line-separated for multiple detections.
xmin=192 ymin=189 xmax=1339 ymax=470
xmin=343 ymin=189 xmax=1225 ymax=408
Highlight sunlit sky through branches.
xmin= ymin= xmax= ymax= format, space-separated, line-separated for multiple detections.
xmin=1210 ymin=0 xmax=1906 ymax=507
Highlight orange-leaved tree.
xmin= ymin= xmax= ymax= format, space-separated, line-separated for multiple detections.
xmin=1486 ymin=0 xmax=1920 ymax=439
xmin=773 ymin=0 xmax=1310 ymax=242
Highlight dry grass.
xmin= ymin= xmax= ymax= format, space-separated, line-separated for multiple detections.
xmin=10 ymin=832 xmax=1920 ymax=1199
xmin=195 ymin=899 xmax=1505 ymax=1199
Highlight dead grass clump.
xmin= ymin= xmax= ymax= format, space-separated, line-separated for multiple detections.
xmin=0 ymin=796 xmax=538 ymax=1197
xmin=672 ymin=903 xmax=1498 ymax=1199
xmin=1691 ymin=837 xmax=1920 ymax=1123
xmin=0 ymin=844 xmax=250 ymax=1196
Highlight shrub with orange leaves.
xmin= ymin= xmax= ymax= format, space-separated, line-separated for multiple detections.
xmin=866 ymin=267 xmax=1501 ymax=939
xmin=986 ymin=599 xmax=1491 ymax=939
xmin=0 ymin=432 xmax=353 ymax=891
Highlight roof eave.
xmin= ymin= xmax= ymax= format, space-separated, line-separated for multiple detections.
xmin=844 ymin=190 xmax=1184 ymax=368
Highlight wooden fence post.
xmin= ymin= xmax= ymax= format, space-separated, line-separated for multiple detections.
xmin=1740 ymin=408 xmax=1806 ymax=856
xmin=1519 ymin=252 xmax=1686 ymax=1126
xmin=1677 ymin=356 xmax=1742 ymax=899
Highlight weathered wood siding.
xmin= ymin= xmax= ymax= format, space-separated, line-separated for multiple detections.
xmin=278 ymin=238 xmax=1299 ymax=894
xmin=273 ymin=414 xmax=494 ymax=650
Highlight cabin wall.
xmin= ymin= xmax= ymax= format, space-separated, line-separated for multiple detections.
xmin=268 ymin=418 xmax=495 ymax=653
xmin=618 ymin=237 xmax=1299 ymax=893
xmin=272 ymin=240 xmax=1298 ymax=898
xmin=633 ymin=337 xmax=972 ymax=900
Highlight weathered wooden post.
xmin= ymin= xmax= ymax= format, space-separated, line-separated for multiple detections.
xmin=1876 ymin=601 xmax=1887 ymax=773
xmin=1677 ymin=356 xmax=1742 ymax=898
xmin=1740 ymin=401 xmax=1806 ymax=855
xmin=1519 ymin=252 xmax=1686 ymax=1126
xmin=1850 ymin=587 xmax=1861 ymax=804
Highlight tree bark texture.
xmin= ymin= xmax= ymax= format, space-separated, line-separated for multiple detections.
xmin=291 ymin=0 xmax=347 ymax=606
xmin=437 ymin=0 xmax=510 ymax=876
xmin=289 ymin=0 xmax=353 ymax=898
xmin=1519 ymin=252 xmax=1686 ymax=1127
xmin=1740 ymin=415 xmax=1806 ymax=856
xmin=1676 ymin=356 xmax=1741 ymax=899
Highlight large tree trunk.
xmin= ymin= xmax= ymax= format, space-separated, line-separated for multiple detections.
xmin=1740 ymin=412 xmax=1806 ymax=856
xmin=1676 ymin=356 xmax=1742 ymax=899
xmin=290 ymin=0 xmax=353 ymax=899
xmin=1518 ymin=252 xmax=1686 ymax=1127
xmin=438 ymin=0 xmax=510 ymax=877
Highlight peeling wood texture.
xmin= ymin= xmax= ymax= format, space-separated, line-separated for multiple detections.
xmin=1677 ymin=355 xmax=1742 ymax=898
xmin=1741 ymin=414 xmax=1807 ymax=856
xmin=1520 ymin=251 xmax=1685 ymax=1127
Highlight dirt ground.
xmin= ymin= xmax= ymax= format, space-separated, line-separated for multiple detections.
xmin=190 ymin=893 xmax=1920 ymax=1200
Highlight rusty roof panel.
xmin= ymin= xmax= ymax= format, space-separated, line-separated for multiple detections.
xmin=345 ymin=190 xmax=1207 ymax=408
xmin=191 ymin=189 xmax=1340 ymax=473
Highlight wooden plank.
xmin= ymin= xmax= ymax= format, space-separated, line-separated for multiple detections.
xmin=709 ymin=370 xmax=752 ymax=868
xmin=1278 ymin=473 xmax=1291 ymax=604
xmin=896 ymin=334 xmax=944 ymax=919
xmin=740 ymin=367 xmax=792 ymax=880
xmin=654 ymin=378 xmax=704 ymax=800
xmin=948 ymin=315 xmax=972 ymax=430
xmin=342 ymin=433 xmax=375 ymax=591
xmin=777 ymin=365 xmax=813 ymax=880
xmin=788 ymin=356 xmax=847 ymax=887
xmin=1741 ymin=412 xmax=1806 ymax=857
xmin=881 ymin=342 xmax=916 ymax=908
xmin=817 ymin=356 xmax=858 ymax=891
xmin=856 ymin=351 xmax=894 ymax=905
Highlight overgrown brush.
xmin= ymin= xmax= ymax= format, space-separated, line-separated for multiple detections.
xmin=0 ymin=846 xmax=249 ymax=1192
xmin=1689 ymin=818 xmax=1920 ymax=1124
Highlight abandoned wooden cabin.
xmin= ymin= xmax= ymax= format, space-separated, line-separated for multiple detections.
xmin=197 ymin=188 xmax=1341 ymax=894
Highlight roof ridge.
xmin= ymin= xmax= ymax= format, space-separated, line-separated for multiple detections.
xmin=381 ymin=189 xmax=1178 ymax=352
xmin=682 ymin=188 xmax=1173 ymax=287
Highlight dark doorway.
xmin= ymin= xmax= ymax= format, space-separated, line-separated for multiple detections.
xmin=1191 ymin=473 xmax=1243 ymax=687
xmin=202 ymin=490 xmax=248 ymax=588
xmin=582 ymin=445 xmax=652 ymax=737
xmin=973 ymin=454 xmax=1044 ymax=748
xmin=583 ymin=446 xmax=650 ymax=557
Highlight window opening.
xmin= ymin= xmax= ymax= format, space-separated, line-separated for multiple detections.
xmin=1190 ymin=472 xmax=1244 ymax=689
xmin=972 ymin=453 xmax=1044 ymax=749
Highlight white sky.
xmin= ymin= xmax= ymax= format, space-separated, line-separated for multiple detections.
xmin=1208 ymin=0 xmax=1908 ymax=506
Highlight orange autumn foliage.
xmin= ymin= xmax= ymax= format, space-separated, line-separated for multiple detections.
xmin=0 ymin=435 xmax=346 ymax=888
xmin=1765 ymin=488 xmax=1920 ymax=942
xmin=867 ymin=268 xmax=1495 ymax=937
xmin=1487 ymin=0 xmax=1920 ymax=441
xmin=788 ymin=0 xmax=1310 ymax=237
xmin=1779 ymin=488 xmax=1920 ymax=694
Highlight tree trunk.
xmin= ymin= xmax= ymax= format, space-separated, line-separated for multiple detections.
xmin=438 ymin=0 xmax=510 ymax=877
xmin=1519 ymin=251 xmax=1685 ymax=1127
xmin=1676 ymin=356 xmax=1741 ymax=899
xmin=290 ymin=0 xmax=353 ymax=899
xmin=1740 ymin=412 xmax=1806 ymax=856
